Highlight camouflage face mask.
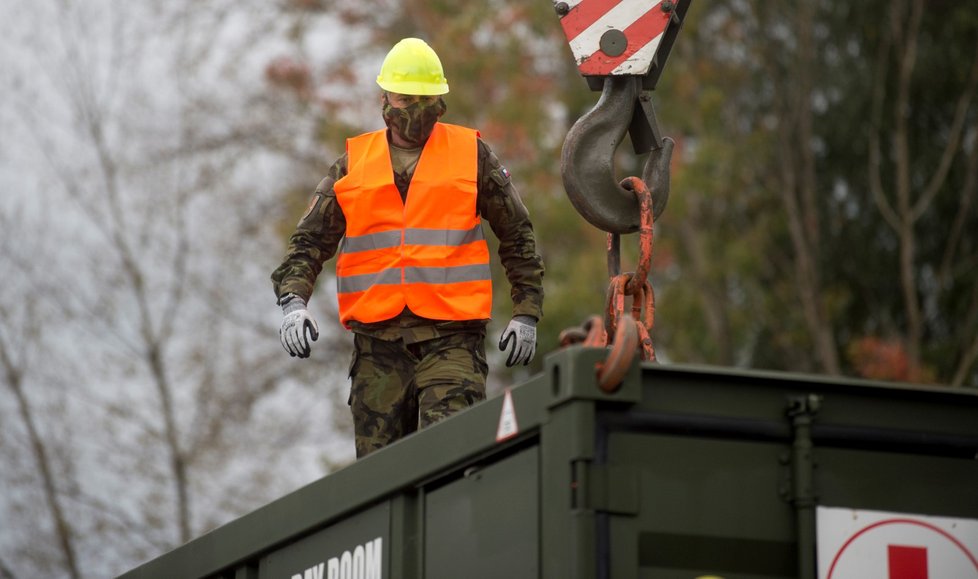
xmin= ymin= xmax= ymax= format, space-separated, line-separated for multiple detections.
xmin=382 ymin=96 xmax=447 ymax=147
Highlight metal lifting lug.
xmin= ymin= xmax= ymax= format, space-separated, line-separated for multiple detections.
xmin=560 ymin=76 xmax=674 ymax=234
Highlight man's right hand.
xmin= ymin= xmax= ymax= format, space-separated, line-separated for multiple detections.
xmin=279 ymin=295 xmax=319 ymax=358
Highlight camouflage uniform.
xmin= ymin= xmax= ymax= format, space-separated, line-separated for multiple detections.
xmin=271 ymin=133 xmax=544 ymax=458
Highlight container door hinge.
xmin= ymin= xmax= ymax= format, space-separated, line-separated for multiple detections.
xmin=572 ymin=460 xmax=640 ymax=516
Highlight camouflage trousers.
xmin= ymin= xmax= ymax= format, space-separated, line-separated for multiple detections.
xmin=348 ymin=331 xmax=488 ymax=458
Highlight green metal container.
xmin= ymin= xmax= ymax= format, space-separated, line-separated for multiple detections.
xmin=119 ymin=347 xmax=978 ymax=579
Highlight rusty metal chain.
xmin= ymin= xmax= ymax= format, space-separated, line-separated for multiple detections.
xmin=558 ymin=176 xmax=657 ymax=391
xmin=605 ymin=177 xmax=656 ymax=363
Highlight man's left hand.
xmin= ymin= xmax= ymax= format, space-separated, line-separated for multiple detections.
xmin=498 ymin=315 xmax=537 ymax=367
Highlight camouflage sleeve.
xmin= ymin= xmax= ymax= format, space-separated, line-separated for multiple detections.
xmin=476 ymin=139 xmax=545 ymax=321
xmin=270 ymin=154 xmax=348 ymax=304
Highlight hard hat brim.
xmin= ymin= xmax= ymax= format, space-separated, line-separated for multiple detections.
xmin=376 ymin=78 xmax=450 ymax=96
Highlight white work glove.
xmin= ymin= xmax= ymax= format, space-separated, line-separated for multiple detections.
xmin=279 ymin=295 xmax=319 ymax=358
xmin=498 ymin=315 xmax=537 ymax=367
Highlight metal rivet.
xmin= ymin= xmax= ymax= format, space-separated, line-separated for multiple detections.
xmin=555 ymin=2 xmax=570 ymax=16
xmin=599 ymin=29 xmax=627 ymax=57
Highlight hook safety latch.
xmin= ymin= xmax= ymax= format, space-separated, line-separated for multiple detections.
xmin=561 ymin=77 xmax=674 ymax=234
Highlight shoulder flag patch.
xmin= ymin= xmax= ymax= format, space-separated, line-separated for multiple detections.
xmin=299 ymin=193 xmax=322 ymax=224
xmin=490 ymin=166 xmax=512 ymax=188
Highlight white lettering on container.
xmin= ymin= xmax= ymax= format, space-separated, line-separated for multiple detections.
xmin=298 ymin=537 xmax=383 ymax=579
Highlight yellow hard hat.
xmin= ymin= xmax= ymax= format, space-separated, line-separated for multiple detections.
xmin=376 ymin=38 xmax=449 ymax=96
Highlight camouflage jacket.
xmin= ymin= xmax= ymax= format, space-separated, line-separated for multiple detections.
xmin=271 ymin=131 xmax=545 ymax=343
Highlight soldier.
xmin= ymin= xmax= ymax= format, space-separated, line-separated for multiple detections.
xmin=271 ymin=38 xmax=545 ymax=458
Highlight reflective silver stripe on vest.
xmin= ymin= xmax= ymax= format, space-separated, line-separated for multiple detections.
xmin=340 ymin=230 xmax=402 ymax=254
xmin=337 ymin=264 xmax=490 ymax=294
xmin=404 ymin=264 xmax=491 ymax=285
xmin=339 ymin=225 xmax=484 ymax=255
xmin=404 ymin=224 xmax=485 ymax=246
xmin=336 ymin=268 xmax=402 ymax=294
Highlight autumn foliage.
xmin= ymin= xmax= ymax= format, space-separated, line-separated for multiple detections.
xmin=847 ymin=337 xmax=933 ymax=384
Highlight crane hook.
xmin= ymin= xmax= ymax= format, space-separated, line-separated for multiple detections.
xmin=561 ymin=76 xmax=674 ymax=234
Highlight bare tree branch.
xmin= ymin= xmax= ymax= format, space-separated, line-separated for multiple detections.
xmin=940 ymin=133 xmax=978 ymax=284
xmin=912 ymin=40 xmax=978 ymax=221
xmin=952 ymin=333 xmax=978 ymax=388
xmin=796 ymin=0 xmax=819 ymax=251
xmin=0 ymin=557 xmax=17 ymax=579
xmin=0 ymin=303 xmax=81 ymax=579
xmin=868 ymin=20 xmax=902 ymax=232
xmin=952 ymin=281 xmax=978 ymax=387
xmin=676 ymin=194 xmax=733 ymax=365
xmin=896 ymin=0 xmax=923 ymax=369
xmin=756 ymin=1 xmax=839 ymax=375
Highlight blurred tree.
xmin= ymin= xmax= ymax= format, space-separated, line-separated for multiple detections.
xmin=0 ymin=208 xmax=81 ymax=578
xmin=0 ymin=0 xmax=355 ymax=576
xmin=863 ymin=0 xmax=978 ymax=384
xmin=654 ymin=0 xmax=978 ymax=385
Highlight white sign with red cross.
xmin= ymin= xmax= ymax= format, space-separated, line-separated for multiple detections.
xmin=555 ymin=0 xmax=676 ymax=76
xmin=817 ymin=506 xmax=978 ymax=579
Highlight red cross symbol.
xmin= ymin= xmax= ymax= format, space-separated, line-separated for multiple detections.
xmin=826 ymin=517 xmax=978 ymax=578
xmin=889 ymin=545 xmax=927 ymax=579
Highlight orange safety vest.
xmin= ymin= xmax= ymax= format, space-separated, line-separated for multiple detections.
xmin=332 ymin=123 xmax=492 ymax=327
